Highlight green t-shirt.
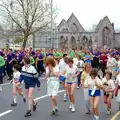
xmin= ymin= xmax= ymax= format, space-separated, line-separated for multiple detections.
xmin=0 ymin=56 xmax=5 ymax=67
xmin=30 ymin=56 xmax=35 ymax=64
xmin=80 ymin=53 xmax=86 ymax=60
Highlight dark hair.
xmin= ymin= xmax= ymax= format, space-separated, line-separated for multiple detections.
xmin=63 ymin=54 xmax=67 ymax=58
xmin=13 ymin=64 xmax=20 ymax=71
xmin=67 ymin=58 xmax=73 ymax=64
xmin=105 ymin=71 xmax=112 ymax=79
xmin=24 ymin=56 xmax=30 ymax=64
xmin=90 ymin=68 xmax=98 ymax=77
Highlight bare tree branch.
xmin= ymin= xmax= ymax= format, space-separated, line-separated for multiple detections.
xmin=0 ymin=0 xmax=57 ymax=48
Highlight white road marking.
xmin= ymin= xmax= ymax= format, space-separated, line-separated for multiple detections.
xmin=0 ymin=110 xmax=12 ymax=117
xmin=2 ymin=82 xmax=10 ymax=86
xmin=35 ymin=90 xmax=65 ymax=101
xmin=0 ymin=90 xmax=64 ymax=117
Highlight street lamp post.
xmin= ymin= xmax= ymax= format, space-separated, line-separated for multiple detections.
xmin=50 ymin=0 xmax=53 ymax=49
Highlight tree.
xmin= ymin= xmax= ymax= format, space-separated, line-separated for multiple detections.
xmin=0 ymin=0 xmax=57 ymax=49
xmin=13 ymin=36 xmax=23 ymax=44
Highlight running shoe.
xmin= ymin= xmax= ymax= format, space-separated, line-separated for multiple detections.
xmin=86 ymin=110 xmax=91 ymax=114
xmin=55 ymin=108 xmax=58 ymax=113
xmin=106 ymin=109 xmax=111 ymax=115
xmin=71 ymin=104 xmax=75 ymax=113
xmin=23 ymin=98 xmax=26 ymax=103
xmin=11 ymin=101 xmax=17 ymax=106
xmin=50 ymin=110 xmax=56 ymax=115
xmin=33 ymin=103 xmax=37 ymax=111
xmin=24 ymin=110 xmax=32 ymax=117
xmin=64 ymin=94 xmax=67 ymax=102
xmin=77 ymin=86 xmax=80 ymax=89
xmin=69 ymin=103 xmax=72 ymax=109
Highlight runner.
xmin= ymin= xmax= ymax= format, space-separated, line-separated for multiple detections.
xmin=45 ymin=56 xmax=60 ymax=115
xmin=10 ymin=64 xmax=26 ymax=106
xmin=84 ymin=68 xmax=103 ymax=120
xmin=18 ymin=56 xmax=40 ymax=117
xmin=64 ymin=58 xmax=79 ymax=112
xmin=102 ymin=71 xmax=115 ymax=115
xmin=81 ymin=63 xmax=91 ymax=114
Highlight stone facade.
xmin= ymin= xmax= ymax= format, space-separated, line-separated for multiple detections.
xmin=58 ymin=13 xmax=120 ymax=50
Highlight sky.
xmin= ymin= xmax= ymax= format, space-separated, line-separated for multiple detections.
xmin=54 ymin=0 xmax=120 ymax=29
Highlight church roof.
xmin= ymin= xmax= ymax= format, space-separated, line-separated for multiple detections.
xmin=95 ymin=16 xmax=111 ymax=32
xmin=67 ymin=13 xmax=85 ymax=32
xmin=58 ymin=19 xmax=67 ymax=28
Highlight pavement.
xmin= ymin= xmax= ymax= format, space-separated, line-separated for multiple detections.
xmin=0 ymin=77 xmax=120 ymax=120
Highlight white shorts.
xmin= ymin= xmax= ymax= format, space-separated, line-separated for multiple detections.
xmin=47 ymin=78 xmax=59 ymax=96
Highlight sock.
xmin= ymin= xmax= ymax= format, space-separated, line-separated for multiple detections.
xmin=55 ymin=106 xmax=58 ymax=110
xmin=13 ymin=96 xmax=17 ymax=103
xmin=53 ymin=108 xmax=55 ymax=111
xmin=94 ymin=115 xmax=99 ymax=119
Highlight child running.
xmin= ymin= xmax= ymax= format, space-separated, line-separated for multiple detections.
xmin=10 ymin=64 xmax=26 ymax=106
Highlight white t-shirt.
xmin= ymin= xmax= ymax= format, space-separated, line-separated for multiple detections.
xmin=76 ymin=60 xmax=84 ymax=72
xmin=107 ymin=57 xmax=117 ymax=67
xmin=73 ymin=58 xmax=78 ymax=66
xmin=84 ymin=76 xmax=102 ymax=90
xmin=65 ymin=64 xmax=78 ymax=83
xmin=102 ymin=77 xmax=115 ymax=93
xmin=116 ymin=74 xmax=120 ymax=85
xmin=58 ymin=58 xmax=67 ymax=75
xmin=22 ymin=65 xmax=37 ymax=74
xmin=46 ymin=65 xmax=59 ymax=81
xmin=13 ymin=71 xmax=21 ymax=83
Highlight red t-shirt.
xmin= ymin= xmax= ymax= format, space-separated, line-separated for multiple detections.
xmin=99 ymin=55 xmax=108 ymax=65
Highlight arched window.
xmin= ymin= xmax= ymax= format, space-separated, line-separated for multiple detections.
xmin=71 ymin=23 xmax=79 ymax=33
xmin=102 ymin=27 xmax=111 ymax=48
xmin=81 ymin=36 xmax=88 ymax=49
xmin=60 ymin=36 xmax=65 ymax=48
xmin=70 ymin=36 xmax=76 ymax=49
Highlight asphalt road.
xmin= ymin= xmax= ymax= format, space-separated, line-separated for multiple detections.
xmin=0 ymin=77 xmax=119 ymax=120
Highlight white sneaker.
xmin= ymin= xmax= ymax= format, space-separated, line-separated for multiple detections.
xmin=69 ymin=104 xmax=72 ymax=109
xmin=64 ymin=94 xmax=67 ymax=102
xmin=77 ymin=86 xmax=80 ymax=89
xmin=71 ymin=104 xmax=75 ymax=112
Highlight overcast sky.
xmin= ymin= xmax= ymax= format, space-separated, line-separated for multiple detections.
xmin=54 ymin=0 xmax=120 ymax=29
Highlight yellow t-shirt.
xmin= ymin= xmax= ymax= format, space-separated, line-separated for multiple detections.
xmin=81 ymin=71 xmax=89 ymax=82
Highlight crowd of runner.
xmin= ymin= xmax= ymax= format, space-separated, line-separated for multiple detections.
xmin=0 ymin=47 xmax=120 ymax=120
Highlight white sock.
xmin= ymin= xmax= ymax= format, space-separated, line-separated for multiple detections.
xmin=94 ymin=115 xmax=99 ymax=119
xmin=13 ymin=96 xmax=17 ymax=103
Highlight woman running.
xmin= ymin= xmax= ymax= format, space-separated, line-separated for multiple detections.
xmin=10 ymin=64 xmax=26 ymax=106
xmin=84 ymin=68 xmax=103 ymax=120
xmin=45 ymin=56 xmax=60 ymax=115
xmin=64 ymin=58 xmax=79 ymax=112
xmin=81 ymin=63 xmax=91 ymax=114
xmin=102 ymin=71 xmax=115 ymax=115
xmin=18 ymin=56 xmax=40 ymax=117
